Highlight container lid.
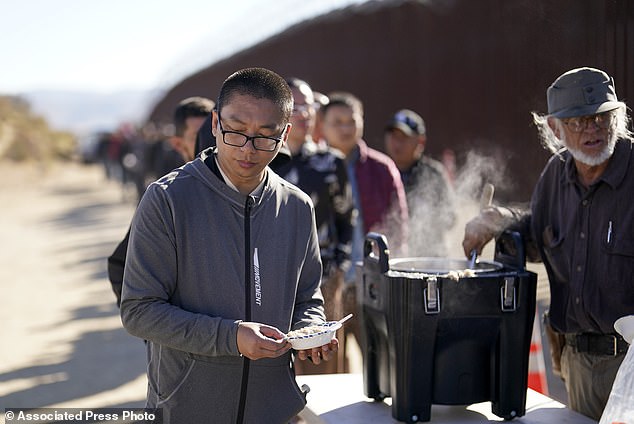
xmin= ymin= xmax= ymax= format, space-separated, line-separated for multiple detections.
xmin=389 ymin=257 xmax=503 ymax=274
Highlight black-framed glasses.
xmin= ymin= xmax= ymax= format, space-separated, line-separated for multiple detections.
xmin=562 ymin=111 xmax=613 ymax=133
xmin=217 ymin=116 xmax=283 ymax=152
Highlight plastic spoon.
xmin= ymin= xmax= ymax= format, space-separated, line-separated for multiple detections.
xmin=337 ymin=313 xmax=353 ymax=326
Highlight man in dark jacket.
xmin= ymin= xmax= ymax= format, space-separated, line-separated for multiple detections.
xmin=384 ymin=109 xmax=455 ymax=256
xmin=121 ymin=68 xmax=336 ymax=423
xmin=276 ymin=78 xmax=355 ymax=374
xmin=462 ymin=67 xmax=634 ymax=420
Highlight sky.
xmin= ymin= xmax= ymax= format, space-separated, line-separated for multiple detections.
xmin=0 ymin=0 xmax=369 ymax=94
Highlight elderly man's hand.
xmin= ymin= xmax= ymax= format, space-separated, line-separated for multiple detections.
xmin=237 ymin=322 xmax=291 ymax=360
xmin=295 ymin=338 xmax=339 ymax=365
xmin=462 ymin=206 xmax=509 ymax=257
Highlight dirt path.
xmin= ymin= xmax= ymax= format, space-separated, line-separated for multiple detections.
xmin=0 ymin=162 xmax=147 ymax=417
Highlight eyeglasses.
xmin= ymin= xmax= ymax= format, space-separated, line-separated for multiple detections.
xmin=217 ymin=116 xmax=283 ymax=152
xmin=562 ymin=111 xmax=613 ymax=133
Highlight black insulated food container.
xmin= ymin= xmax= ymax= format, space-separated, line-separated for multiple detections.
xmin=357 ymin=231 xmax=538 ymax=423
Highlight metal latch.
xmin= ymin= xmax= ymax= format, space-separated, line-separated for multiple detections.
xmin=424 ymin=276 xmax=440 ymax=314
xmin=500 ymin=276 xmax=517 ymax=312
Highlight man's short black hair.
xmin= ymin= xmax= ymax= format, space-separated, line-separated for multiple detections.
xmin=217 ymin=68 xmax=293 ymax=124
xmin=322 ymin=91 xmax=364 ymax=117
xmin=173 ymin=97 xmax=214 ymax=137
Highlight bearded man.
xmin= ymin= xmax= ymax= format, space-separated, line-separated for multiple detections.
xmin=462 ymin=67 xmax=634 ymax=420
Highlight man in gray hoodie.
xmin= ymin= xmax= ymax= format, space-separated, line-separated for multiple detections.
xmin=121 ymin=67 xmax=335 ymax=423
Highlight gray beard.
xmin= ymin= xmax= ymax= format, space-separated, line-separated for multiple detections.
xmin=564 ymin=131 xmax=617 ymax=167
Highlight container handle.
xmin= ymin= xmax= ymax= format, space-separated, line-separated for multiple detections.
xmin=494 ymin=230 xmax=526 ymax=271
xmin=364 ymin=232 xmax=390 ymax=274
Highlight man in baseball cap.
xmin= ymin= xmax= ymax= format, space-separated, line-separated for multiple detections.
xmin=462 ymin=67 xmax=634 ymax=420
xmin=384 ymin=109 xmax=427 ymax=178
xmin=386 ymin=109 xmax=426 ymax=137
xmin=384 ymin=109 xmax=455 ymax=257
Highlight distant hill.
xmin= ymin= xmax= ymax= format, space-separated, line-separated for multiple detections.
xmin=22 ymin=89 xmax=163 ymax=135
xmin=0 ymin=96 xmax=76 ymax=162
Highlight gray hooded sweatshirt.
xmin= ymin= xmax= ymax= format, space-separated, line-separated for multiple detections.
xmin=121 ymin=150 xmax=325 ymax=423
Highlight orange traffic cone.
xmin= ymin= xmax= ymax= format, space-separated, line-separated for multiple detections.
xmin=527 ymin=312 xmax=548 ymax=395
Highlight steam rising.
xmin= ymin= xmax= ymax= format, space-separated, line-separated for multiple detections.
xmin=382 ymin=150 xmax=512 ymax=260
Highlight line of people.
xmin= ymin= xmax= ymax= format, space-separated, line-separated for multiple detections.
xmin=109 ymin=65 xmax=634 ymax=422
xmin=109 ymin=77 xmax=457 ymax=360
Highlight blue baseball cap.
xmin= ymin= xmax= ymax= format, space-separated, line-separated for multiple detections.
xmin=385 ymin=109 xmax=426 ymax=136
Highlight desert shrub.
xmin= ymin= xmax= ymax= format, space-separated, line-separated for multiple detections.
xmin=0 ymin=96 xmax=76 ymax=163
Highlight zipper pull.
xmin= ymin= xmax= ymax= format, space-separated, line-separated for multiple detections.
xmin=245 ymin=195 xmax=256 ymax=209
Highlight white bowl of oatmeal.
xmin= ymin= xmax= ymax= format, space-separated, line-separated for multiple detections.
xmin=286 ymin=321 xmax=341 ymax=350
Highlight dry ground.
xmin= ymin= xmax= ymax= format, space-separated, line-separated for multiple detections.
xmin=0 ymin=162 xmax=145 ymax=419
